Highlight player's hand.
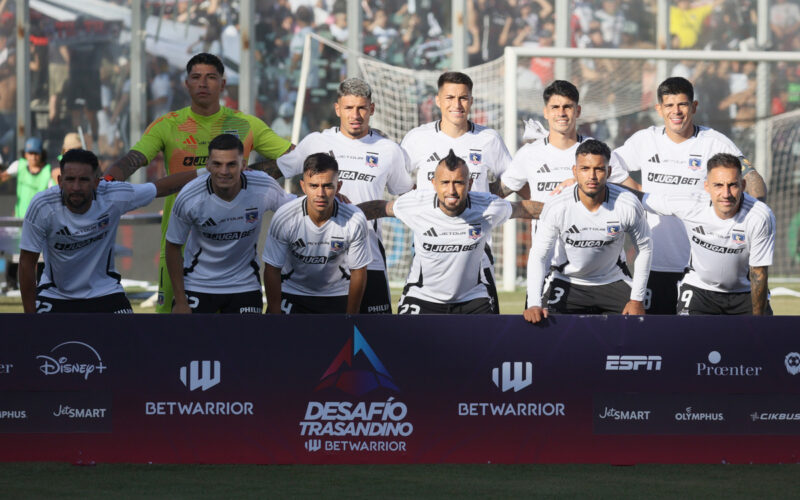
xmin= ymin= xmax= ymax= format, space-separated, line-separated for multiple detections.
xmin=622 ymin=300 xmax=645 ymax=316
xmin=550 ymin=178 xmax=576 ymax=196
xmin=335 ymin=193 xmax=352 ymax=204
xmin=523 ymin=306 xmax=548 ymax=324
xmin=172 ymin=301 xmax=192 ymax=314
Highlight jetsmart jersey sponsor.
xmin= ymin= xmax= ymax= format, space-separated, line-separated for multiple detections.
xmin=392 ymin=190 xmax=512 ymax=303
xmin=276 ymin=127 xmax=413 ymax=271
xmin=401 ymin=120 xmax=511 ymax=193
xmin=611 ymin=125 xmax=745 ymax=272
xmin=166 ymin=171 xmax=294 ymax=294
xmin=527 ymin=184 xmax=652 ymax=307
xmin=20 ymin=182 xmax=157 ymax=299
xmin=262 ymin=197 xmax=371 ymax=296
xmin=643 ymin=192 xmax=775 ymax=293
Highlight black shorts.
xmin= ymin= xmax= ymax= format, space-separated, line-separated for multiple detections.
xmin=35 ymin=293 xmax=133 ymax=314
xmin=183 ymin=290 xmax=263 ymax=314
xmin=397 ymin=295 xmax=493 ymax=314
xmin=483 ymin=245 xmax=500 ymax=314
xmin=677 ymin=283 xmax=773 ymax=316
xmin=360 ymin=270 xmax=392 ymax=314
xmin=281 ymin=293 xmax=347 ymax=314
xmin=542 ymin=278 xmax=631 ymax=314
xmin=644 ymin=271 xmax=684 ymax=315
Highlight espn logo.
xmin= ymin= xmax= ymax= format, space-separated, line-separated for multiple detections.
xmin=305 ymin=439 xmax=322 ymax=452
xmin=606 ymin=355 xmax=662 ymax=371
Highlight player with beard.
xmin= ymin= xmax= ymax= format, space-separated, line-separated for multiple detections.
xmin=19 ymin=149 xmax=195 ymax=313
xmin=272 ymin=78 xmax=413 ymax=314
xmin=401 ymin=71 xmax=512 ymax=312
xmin=524 ymin=140 xmax=652 ymax=324
xmin=630 ymin=153 xmax=774 ymax=315
xmin=358 ymin=150 xmax=543 ymax=314
xmin=262 ymin=153 xmax=371 ymax=314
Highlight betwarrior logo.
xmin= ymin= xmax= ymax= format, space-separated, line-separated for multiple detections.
xmin=491 ymin=362 xmax=532 ymax=392
xmin=145 ymin=361 xmax=253 ymax=417
xmin=300 ymin=326 xmax=410 ymax=453
xmin=36 ymin=341 xmax=107 ymax=380
xmin=696 ymin=351 xmax=762 ymax=377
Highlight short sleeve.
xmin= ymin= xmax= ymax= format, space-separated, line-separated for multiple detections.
xmin=165 ymin=194 xmax=193 ymax=246
xmin=132 ymin=118 xmax=169 ymax=163
xmin=501 ymin=149 xmax=530 ymax=192
xmin=346 ymin=211 xmax=372 ymax=269
xmin=249 ymin=115 xmax=292 ymax=160
xmin=20 ymin=202 xmax=48 ymax=253
xmin=276 ymin=133 xmax=316 ymax=178
xmin=122 ymin=183 xmax=158 ymax=212
xmin=748 ymin=207 xmax=775 ymax=267
xmin=641 ymin=193 xmax=675 ymax=217
xmin=487 ymin=133 xmax=512 ymax=178
xmin=610 ymin=141 xmax=638 ymax=174
xmin=485 ymin=196 xmax=513 ymax=229
xmin=385 ymin=147 xmax=414 ymax=195
xmin=262 ymin=207 xmax=292 ymax=268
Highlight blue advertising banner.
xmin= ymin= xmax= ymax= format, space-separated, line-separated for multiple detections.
xmin=0 ymin=314 xmax=798 ymax=464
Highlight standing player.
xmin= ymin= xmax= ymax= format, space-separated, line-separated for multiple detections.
xmin=637 ymin=153 xmax=774 ymax=315
xmin=272 ymin=78 xmax=413 ymax=314
xmin=18 ymin=149 xmax=194 ymax=313
xmin=524 ymin=140 xmax=652 ymax=324
xmin=358 ymin=150 xmax=543 ymax=314
xmin=401 ymin=71 xmax=512 ymax=312
xmin=263 ymin=153 xmax=371 ymax=314
xmin=165 ymin=134 xmax=294 ymax=314
xmin=103 ymin=53 xmax=293 ymax=313
xmin=610 ymin=76 xmax=767 ymax=314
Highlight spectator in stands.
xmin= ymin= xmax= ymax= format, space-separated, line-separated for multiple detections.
xmin=594 ymin=0 xmax=626 ymax=47
xmin=148 ymin=57 xmax=173 ymax=122
xmin=670 ymin=0 xmax=725 ymax=49
xmin=770 ymin=0 xmax=800 ymax=51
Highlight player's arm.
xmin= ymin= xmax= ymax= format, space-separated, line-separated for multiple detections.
xmin=19 ymin=250 xmax=40 ymax=313
xmin=523 ymin=216 xmax=558 ymax=324
xmin=165 ymin=241 xmax=190 ymax=313
xmin=153 ymin=170 xmax=198 ymax=197
xmin=622 ymin=201 xmax=653 ymax=316
xmin=356 ymin=200 xmax=395 ymax=219
xmin=104 ymin=150 xmax=150 ymax=181
xmin=248 ymin=144 xmax=296 ymax=179
xmin=263 ymin=264 xmax=283 ymax=314
xmin=743 ymin=169 xmax=767 ymax=202
xmin=750 ymin=265 xmax=769 ymax=315
xmin=510 ymin=200 xmax=543 ymax=219
xmin=346 ymin=266 xmax=368 ymax=314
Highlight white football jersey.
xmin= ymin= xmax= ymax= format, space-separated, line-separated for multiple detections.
xmin=643 ymin=192 xmax=774 ymax=293
xmin=276 ymin=127 xmax=412 ymax=271
xmin=262 ymin=197 xmax=371 ymax=296
xmin=401 ymin=121 xmax=511 ymax=193
xmin=166 ymin=171 xmax=294 ymax=294
xmin=527 ymin=184 xmax=652 ymax=307
xmin=393 ymin=190 xmax=512 ymax=303
xmin=611 ymin=125 xmax=744 ymax=272
xmin=20 ymin=182 xmax=157 ymax=299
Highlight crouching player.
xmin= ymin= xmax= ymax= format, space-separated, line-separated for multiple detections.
xmin=165 ymin=134 xmax=295 ymax=313
xmin=524 ymin=140 xmax=652 ymax=324
xmin=262 ymin=153 xmax=371 ymax=314
xmin=638 ymin=153 xmax=775 ymax=315
xmin=19 ymin=149 xmax=195 ymax=313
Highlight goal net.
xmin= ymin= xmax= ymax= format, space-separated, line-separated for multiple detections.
xmin=767 ymin=108 xmax=800 ymax=280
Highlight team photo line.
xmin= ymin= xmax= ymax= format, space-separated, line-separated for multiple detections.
xmin=11 ymin=53 xmax=777 ymax=320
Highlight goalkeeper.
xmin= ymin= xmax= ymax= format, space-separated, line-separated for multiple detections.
xmin=103 ymin=53 xmax=293 ymax=312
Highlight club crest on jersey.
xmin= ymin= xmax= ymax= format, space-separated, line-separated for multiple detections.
xmin=365 ymin=153 xmax=379 ymax=168
xmin=330 ymin=239 xmax=345 ymax=253
xmin=245 ymin=208 xmax=258 ymax=224
xmin=97 ymin=215 xmax=110 ymax=229
xmin=606 ymin=221 xmax=621 ymax=236
xmin=469 ymin=151 xmax=482 ymax=165
xmin=688 ymin=157 xmax=702 ymax=171
xmin=223 ymin=129 xmax=240 ymax=139
xmin=731 ymin=231 xmax=746 ymax=244
xmin=468 ymin=224 xmax=482 ymax=240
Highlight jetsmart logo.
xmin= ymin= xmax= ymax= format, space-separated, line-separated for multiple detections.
xmin=180 ymin=360 xmax=221 ymax=391
xmin=606 ymin=355 xmax=662 ymax=371
xmin=491 ymin=362 xmax=532 ymax=392
xmin=697 ymin=351 xmax=762 ymax=377
xmin=674 ymin=407 xmax=724 ymax=421
xmin=598 ymin=407 xmax=651 ymax=421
